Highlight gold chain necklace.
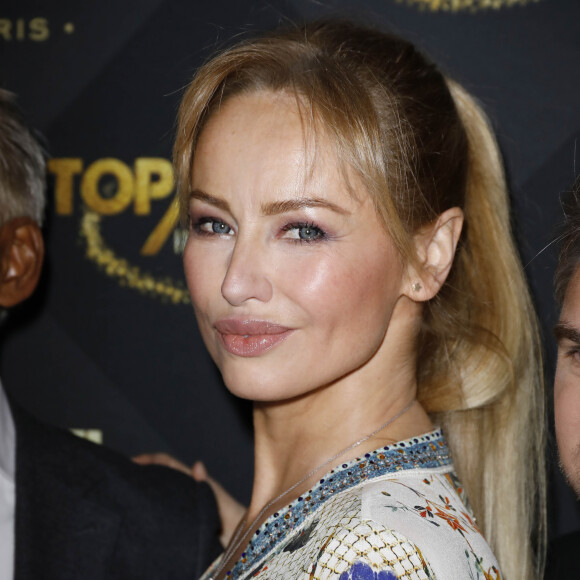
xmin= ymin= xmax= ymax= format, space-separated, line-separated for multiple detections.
xmin=209 ymin=399 xmax=416 ymax=580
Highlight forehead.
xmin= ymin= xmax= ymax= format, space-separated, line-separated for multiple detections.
xmin=192 ymin=91 xmax=360 ymax=206
xmin=200 ymin=91 xmax=305 ymax=149
xmin=201 ymin=92 xmax=304 ymax=157
xmin=561 ymin=267 xmax=580 ymax=322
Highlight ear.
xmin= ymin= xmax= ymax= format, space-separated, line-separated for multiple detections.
xmin=0 ymin=217 xmax=44 ymax=308
xmin=403 ymin=207 xmax=464 ymax=302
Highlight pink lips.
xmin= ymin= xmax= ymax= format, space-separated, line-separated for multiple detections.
xmin=214 ymin=319 xmax=293 ymax=357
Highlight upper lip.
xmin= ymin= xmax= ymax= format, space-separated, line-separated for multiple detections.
xmin=214 ymin=318 xmax=291 ymax=335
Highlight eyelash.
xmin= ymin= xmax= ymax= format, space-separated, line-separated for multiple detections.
xmin=565 ymin=346 xmax=580 ymax=358
xmin=191 ymin=216 xmax=233 ymax=237
xmin=281 ymin=222 xmax=327 ymax=244
xmin=190 ymin=216 xmax=327 ymax=244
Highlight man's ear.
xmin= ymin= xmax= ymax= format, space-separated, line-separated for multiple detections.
xmin=403 ymin=207 xmax=464 ymax=302
xmin=0 ymin=217 xmax=44 ymax=308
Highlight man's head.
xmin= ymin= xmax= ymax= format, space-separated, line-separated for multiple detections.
xmin=554 ymin=176 xmax=580 ymax=495
xmin=0 ymin=89 xmax=45 ymax=310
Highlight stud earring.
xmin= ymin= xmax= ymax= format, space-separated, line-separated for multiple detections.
xmin=411 ymin=282 xmax=422 ymax=292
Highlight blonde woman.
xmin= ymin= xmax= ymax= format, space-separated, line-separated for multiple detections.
xmin=174 ymin=20 xmax=545 ymax=580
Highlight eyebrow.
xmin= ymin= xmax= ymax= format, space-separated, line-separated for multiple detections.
xmin=189 ymin=189 xmax=231 ymax=212
xmin=189 ymin=189 xmax=349 ymax=216
xmin=554 ymin=322 xmax=580 ymax=344
xmin=261 ymin=198 xmax=349 ymax=216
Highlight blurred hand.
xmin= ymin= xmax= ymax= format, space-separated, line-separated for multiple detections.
xmin=133 ymin=452 xmax=245 ymax=546
xmin=133 ymin=452 xmax=191 ymax=474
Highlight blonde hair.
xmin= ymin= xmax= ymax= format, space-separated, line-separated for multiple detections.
xmin=174 ymin=20 xmax=545 ymax=580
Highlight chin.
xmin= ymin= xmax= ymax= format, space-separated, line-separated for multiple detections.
xmin=220 ymin=366 xmax=286 ymax=402
xmin=219 ymin=363 xmax=316 ymax=403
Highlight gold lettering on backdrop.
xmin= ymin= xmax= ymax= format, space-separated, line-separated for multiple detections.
xmin=48 ymin=157 xmax=190 ymax=303
xmin=81 ymin=158 xmax=134 ymax=215
xmin=0 ymin=18 xmax=50 ymax=41
xmin=134 ymin=158 xmax=174 ymax=215
xmin=141 ymin=198 xmax=179 ymax=256
xmin=396 ymin=0 xmax=539 ymax=10
xmin=15 ymin=18 xmax=25 ymax=40
xmin=48 ymin=158 xmax=83 ymax=214
xmin=0 ymin=21 xmax=10 ymax=41
xmin=50 ymin=157 xmax=177 ymax=222
xmin=29 ymin=18 xmax=49 ymax=41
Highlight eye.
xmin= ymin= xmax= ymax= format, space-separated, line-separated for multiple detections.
xmin=210 ymin=221 xmax=232 ymax=235
xmin=282 ymin=222 xmax=326 ymax=243
xmin=193 ymin=217 xmax=234 ymax=236
xmin=565 ymin=346 xmax=580 ymax=364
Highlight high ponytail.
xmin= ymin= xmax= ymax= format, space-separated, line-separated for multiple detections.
xmin=421 ymin=81 xmax=546 ymax=580
xmin=174 ymin=20 xmax=546 ymax=579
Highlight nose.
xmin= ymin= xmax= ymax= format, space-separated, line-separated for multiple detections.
xmin=221 ymin=236 xmax=273 ymax=306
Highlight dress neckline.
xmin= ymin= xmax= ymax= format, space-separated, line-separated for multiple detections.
xmin=216 ymin=429 xmax=452 ymax=579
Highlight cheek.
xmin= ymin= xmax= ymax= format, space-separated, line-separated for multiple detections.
xmin=183 ymin=245 xmax=203 ymax=303
xmin=278 ymin=254 xmax=338 ymax=304
xmin=278 ymin=248 xmax=399 ymax=333
xmin=183 ymin=242 xmax=222 ymax=319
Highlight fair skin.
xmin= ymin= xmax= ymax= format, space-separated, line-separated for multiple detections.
xmin=183 ymin=91 xmax=463 ymax=576
xmin=555 ymin=267 xmax=580 ymax=496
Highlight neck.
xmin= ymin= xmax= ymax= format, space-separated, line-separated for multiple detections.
xmin=246 ymin=296 xmax=433 ymax=520
xmin=248 ymin=378 xmax=431 ymax=521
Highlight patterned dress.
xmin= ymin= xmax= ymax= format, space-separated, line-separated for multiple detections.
xmin=201 ymin=430 xmax=501 ymax=580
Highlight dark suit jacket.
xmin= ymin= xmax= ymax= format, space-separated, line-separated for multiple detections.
xmin=11 ymin=405 xmax=221 ymax=579
xmin=545 ymin=530 xmax=580 ymax=579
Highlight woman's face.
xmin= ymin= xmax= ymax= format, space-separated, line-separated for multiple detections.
xmin=184 ymin=91 xmax=406 ymax=402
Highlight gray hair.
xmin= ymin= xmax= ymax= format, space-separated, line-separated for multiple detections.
xmin=0 ymin=89 xmax=46 ymax=226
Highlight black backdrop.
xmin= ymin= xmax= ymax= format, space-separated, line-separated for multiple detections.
xmin=1 ymin=0 xmax=578 ymax=537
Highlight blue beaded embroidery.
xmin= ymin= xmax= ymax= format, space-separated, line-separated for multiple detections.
xmin=222 ymin=429 xmax=450 ymax=579
xmin=340 ymin=562 xmax=398 ymax=580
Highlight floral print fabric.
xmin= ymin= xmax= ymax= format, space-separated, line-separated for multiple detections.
xmin=201 ymin=430 xmax=501 ymax=580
